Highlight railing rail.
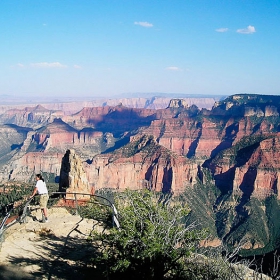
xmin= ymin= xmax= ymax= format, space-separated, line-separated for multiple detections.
xmin=49 ymin=192 xmax=120 ymax=228
xmin=0 ymin=212 xmax=10 ymax=235
xmin=0 ymin=199 xmax=31 ymax=248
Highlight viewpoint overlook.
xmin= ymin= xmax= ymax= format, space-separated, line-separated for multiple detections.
xmin=1 ymin=93 xmax=280 ymax=279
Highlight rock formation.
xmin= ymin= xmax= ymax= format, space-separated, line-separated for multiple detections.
xmin=59 ymin=149 xmax=92 ymax=199
xmin=2 ymin=93 xmax=280 ymax=256
xmin=1 ymin=94 xmax=280 ymax=200
xmin=59 ymin=136 xmax=198 ymax=196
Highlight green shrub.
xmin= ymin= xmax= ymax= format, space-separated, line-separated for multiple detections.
xmin=87 ymin=190 xmax=207 ymax=279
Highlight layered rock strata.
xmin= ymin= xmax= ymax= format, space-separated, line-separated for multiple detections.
xmin=60 ymin=136 xmax=198 ymax=196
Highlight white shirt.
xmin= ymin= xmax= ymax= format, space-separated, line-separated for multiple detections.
xmin=36 ymin=180 xmax=48 ymax=194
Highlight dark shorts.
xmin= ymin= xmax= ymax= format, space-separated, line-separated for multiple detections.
xmin=39 ymin=194 xmax=49 ymax=208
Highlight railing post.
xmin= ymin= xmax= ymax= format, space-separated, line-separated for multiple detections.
xmin=112 ymin=204 xmax=120 ymax=229
xmin=112 ymin=206 xmax=114 ymax=228
xmin=0 ymin=228 xmax=3 ymax=250
xmin=0 ymin=212 xmax=10 ymax=232
xmin=0 ymin=212 xmax=11 ymax=248
xmin=74 ymin=193 xmax=78 ymax=215
xmin=19 ymin=198 xmax=32 ymax=224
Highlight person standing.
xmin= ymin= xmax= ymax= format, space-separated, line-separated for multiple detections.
xmin=30 ymin=174 xmax=49 ymax=223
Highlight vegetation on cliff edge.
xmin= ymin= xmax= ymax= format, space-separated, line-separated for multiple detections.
xmin=81 ymin=190 xmax=255 ymax=280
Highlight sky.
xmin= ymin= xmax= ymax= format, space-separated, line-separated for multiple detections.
xmin=0 ymin=0 xmax=280 ymax=99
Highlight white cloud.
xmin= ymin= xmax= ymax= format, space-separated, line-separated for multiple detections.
xmin=74 ymin=64 xmax=82 ymax=69
xmin=30 ymin=62 xmax=67 ymax=68
xmin=134 ymin=21 xmax=153 ymax=28
xmin=236 ymin=25 xmax=256 ymax=34
xmin=165 ymin=66 xmax=181 ymax=71
xmin=215 ymin=28 xmax=229 ymax=33
xmin=17 ymin=63 xmax=25 ymax=68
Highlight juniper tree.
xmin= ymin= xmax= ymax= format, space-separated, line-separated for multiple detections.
xmin=86 ymin=190 xmax=207 ymax=280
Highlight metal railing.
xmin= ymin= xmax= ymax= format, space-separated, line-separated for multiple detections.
xmin=49 ymin=192 xmax=120 ymax=228
xmin=0 ymin=199 xmax=31 ymax=248
xmin=0 ymin=211 xmax=11 ymax=240
xmin=0 ymin=191 xmax=120 ymax=247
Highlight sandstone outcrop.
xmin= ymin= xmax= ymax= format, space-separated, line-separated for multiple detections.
xmin=59 ymin=136 xmax=198 ymax=196
xmin=59 ymin=149 xmax=92 ymax=199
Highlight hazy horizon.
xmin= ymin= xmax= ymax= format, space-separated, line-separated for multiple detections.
xmin=0 ymin=92 xmax=228 ymax=106
xmin=1 ymin=0 xmax=279 ymax=98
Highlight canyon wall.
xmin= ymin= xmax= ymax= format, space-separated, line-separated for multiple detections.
xmin=1 ymin=94 xmax=280 ymax=201
xmin=59 ymin=136 xmax=198 ymax=195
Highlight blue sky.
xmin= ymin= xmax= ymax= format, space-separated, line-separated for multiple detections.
xmin=0 ymin=0 xmax=280 ymax=99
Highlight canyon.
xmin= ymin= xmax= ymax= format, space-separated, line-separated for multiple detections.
xmin=1 ymin=93 xmax=280 ymax=256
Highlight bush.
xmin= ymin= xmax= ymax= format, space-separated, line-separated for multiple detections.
xmin=87 ymin=190 xmax=207 ymax=279
xmin=83 ymin=189 xmax=261 ymax=279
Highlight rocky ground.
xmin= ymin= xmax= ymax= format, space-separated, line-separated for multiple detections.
xmin=0 ymin=207 xmax=96 ymax=280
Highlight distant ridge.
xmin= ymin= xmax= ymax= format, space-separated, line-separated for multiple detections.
xmin=0 ymin=93 xmax=226 ymax=105
xmin=0 ymin=93 xmax=228 ymax=114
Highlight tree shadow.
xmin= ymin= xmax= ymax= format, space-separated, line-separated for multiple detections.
xmin=3 ymin=227 xmax=100 ymax=280
xmin=0 ymin=264 xmax=34 ymax=280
